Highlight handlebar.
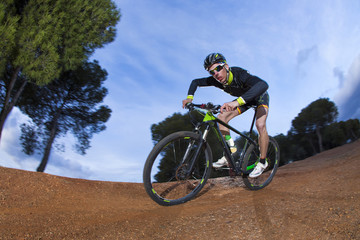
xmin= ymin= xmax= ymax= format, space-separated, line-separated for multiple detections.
xmin=185 ymin=102 xmax=221 ymax=114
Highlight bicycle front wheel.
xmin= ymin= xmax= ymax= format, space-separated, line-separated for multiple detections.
xmin=242 ymin=136 xmax=280 ymax=190
xmin=143 ymin=131 xmax=213 ymax=206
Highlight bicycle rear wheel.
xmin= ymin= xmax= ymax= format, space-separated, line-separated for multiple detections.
xmin=242 ymin=136 xmax=280 ymax=190
xmin=143 ymin=131 xmax=212 ymax=206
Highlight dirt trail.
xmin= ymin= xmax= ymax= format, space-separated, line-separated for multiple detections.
xmin=1 ymin=141 xmax=359 ymax=239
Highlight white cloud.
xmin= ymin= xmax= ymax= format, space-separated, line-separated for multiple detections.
xmin=334 ymin=54 xmax=360 ymax=119
xmin=334 ymin=55 xmax=360 ymax=105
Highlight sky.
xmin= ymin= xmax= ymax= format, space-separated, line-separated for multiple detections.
xmin=1 ymin=0 xmax=360 ymax=183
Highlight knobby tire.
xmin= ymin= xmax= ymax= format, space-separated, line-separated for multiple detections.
xmin=242 ymin=136 xmax=280 ymax=190
xmin=143 ymin=131 xmax=212 ymax=206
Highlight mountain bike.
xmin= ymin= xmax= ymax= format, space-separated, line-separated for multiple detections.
xmin=143 ymin=103 xmax=280 ymax=206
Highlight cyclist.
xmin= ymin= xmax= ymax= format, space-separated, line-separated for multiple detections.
xmin=182 ymin=53 xmax=269 ymax=178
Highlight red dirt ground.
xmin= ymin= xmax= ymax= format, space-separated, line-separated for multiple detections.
xmin=1 ymin=140 xmax=359 ymax=239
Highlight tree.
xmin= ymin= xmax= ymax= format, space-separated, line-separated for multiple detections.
xmin=274 ymin=133 xmax=293 ymax=165
xmin=323 ymin=119 xmax=360 ymax=149
xmin=0 ymin=1 xmax=19 ymax=75
xmin=289 ymin=98 xmax=338 ymax=153
xmin=18 ymin=60 xmax=111 ymax=172
xmin=322 ymin=122 xmax=346 ymax=149
xmin=150 ymin=113 xmax=194 ymax=144
xmin=0 ymin=0 xmax=120 ymax=140
xmin=342 ymin=119 xmax=360 ymax=141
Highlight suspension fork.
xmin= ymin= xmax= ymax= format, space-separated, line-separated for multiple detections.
xmin=184 ymin=124 xmax=211 ymax=175
xmin=181 ymin=123 xmax=203 ymax=164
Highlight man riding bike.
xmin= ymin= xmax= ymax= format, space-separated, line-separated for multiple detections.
xmin=182 ymin=53 xmax=270 ymax=178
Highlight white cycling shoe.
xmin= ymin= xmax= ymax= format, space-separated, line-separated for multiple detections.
xmin=249 ymin=160 xmax=268 ymax=178
xmin=212 ymin=156 xmax=228 ymax=168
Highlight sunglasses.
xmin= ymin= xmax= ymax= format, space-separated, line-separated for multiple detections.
xmin=209 ymin=63 xmax=225 ymax=75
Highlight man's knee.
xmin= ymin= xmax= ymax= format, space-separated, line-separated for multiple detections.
xmin=256 ymin=121 xmax=267 ymax=133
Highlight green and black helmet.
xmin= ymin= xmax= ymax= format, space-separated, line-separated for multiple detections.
xmin=203 ymin=53 xmax=226 ymax=71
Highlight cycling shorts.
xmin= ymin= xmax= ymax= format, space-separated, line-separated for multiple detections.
xmin=237 ymin=91 xmax=269 ymax=114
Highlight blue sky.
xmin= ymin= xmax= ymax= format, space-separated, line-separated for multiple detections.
xmin=1 ymin=0 xmax=360 ymax=182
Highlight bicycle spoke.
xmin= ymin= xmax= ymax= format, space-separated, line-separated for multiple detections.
xmin=143 ymin=132 xmax=212 ymax=205
xmin=242 ymin=137 xmax=280 ymax=190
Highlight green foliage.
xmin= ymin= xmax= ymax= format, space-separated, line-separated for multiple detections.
xmin=19 ymin=122 xmax=38 ymax=155
xmin=323 ymin=119 xmax=360 ymax=149
xmin=0 ymin=0 xmax=120 ymax=142
xmin=0 ymin=1 xmax=19 ymax=76
xmin=273 ymin=134 xmax=290 ymax=165
xmin=1 ymin=0 xmax=120 ymax=84
xmin=150 ymin=113 xmax=193 ymax=144
xmin=275 ymin=99 xmax=359 ymax=163
xmin=290 ymin=98 xmax=338 ymax=135
xmin=342 ymin=119 xmax=360 ymax=141
xmin=18 ymin=60 xmax=111 ymax=171
xmin=289 ymin=98 xmax=338 ymax=154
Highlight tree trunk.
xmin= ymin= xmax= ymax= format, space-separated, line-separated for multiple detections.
xmin=349 ymin=129 xmax=357 ymax=141
xmin=307 ymin=137 xmax=317 ymax=155
xmin=0 ymin=66 xmax=27 ymax=141
xmin=316 ymin=126 xmax=324 ymax=152
xmin=36 ymin=114 xmax=59 ymax=172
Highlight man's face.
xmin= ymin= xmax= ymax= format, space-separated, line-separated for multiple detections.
xmin=208 ymin=63 xmax=228 ymax=84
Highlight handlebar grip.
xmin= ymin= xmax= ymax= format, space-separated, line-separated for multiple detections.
xmin=185 ymin=102 xmax=194 ymax=110
xmin=185 ymin=102 xmax=221 ymax=113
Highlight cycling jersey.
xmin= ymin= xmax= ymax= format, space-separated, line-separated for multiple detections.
xmin=187 ymin=66 xmax=268 ymax=103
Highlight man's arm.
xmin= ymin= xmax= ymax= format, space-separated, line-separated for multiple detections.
xmin=182 ymin=77 xmax=220 ymax=108
xmin=187 ymin=77 xmax=219 ymax=96
xmin=241 ymin=77 xmax=268 ymax=103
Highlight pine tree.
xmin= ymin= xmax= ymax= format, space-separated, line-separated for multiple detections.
xmin=0 ymin=0 xmax=120 ymax=140
xmin=19 ymin=60 xmax=111 ymax=172
xmin=290 ymin=98 xmax=338 ymax=154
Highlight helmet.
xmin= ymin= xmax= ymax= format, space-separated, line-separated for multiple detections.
xmin=203 ymin=53 xmax=226 ymax=70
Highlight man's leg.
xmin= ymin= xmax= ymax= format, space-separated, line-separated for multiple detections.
xmin=212 ymin=109 xmax=240 ymax=168
xmin=249 ymin=106 xmax=269 ymax=178
xmin=255 ymin=106 xmax=269 ymax=159
xmin=218 ymin=109 xmax=240 ymax=136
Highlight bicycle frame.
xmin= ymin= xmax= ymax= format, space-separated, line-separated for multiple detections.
xmin=191 ymin=106 xmax=259 ymax=175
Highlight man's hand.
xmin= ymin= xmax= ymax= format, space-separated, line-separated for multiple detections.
xmin=182 ymin=98 xmax=193 ymax=108
xmin=220 ymin=101 xmax=239 ymax=113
